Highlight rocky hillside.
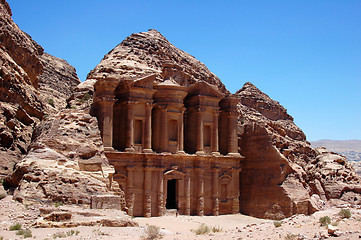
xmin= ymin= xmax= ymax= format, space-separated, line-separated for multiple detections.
xmin=0 ymin=0 xmax=80 ymax=177
xmin=311 ymin=140 xmax=361 ymax=162
xmin=237 ymin=83 xmax=360 ymax=219
xmin=311 ymin=139 xmax=361 ymax=176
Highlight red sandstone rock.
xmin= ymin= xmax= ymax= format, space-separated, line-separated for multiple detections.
xmin=236 ymin=82 xmax=361 ymax=219
xmin=0 ymin=0 xmax=80 ymax=177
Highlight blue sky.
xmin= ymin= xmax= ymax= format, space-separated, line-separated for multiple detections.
xmin=7 ymin=0 xmax=361 ymax=141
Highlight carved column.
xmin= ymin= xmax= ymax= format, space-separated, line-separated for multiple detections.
xmin=185 ymin=169 xmax=191 ymax=215
xmin=197 ymin=168 xmax=204 ymax=216
xmin=211 ymin=110 xmax=219 ymax=154
xmin=126 ymin=166 xmax=135 ymax=216
xmin=227 ymin=112 xmax=240 ymax=156
xmin=177 ymin=108 xmax=185 ymax=154
xmin=160 ymin=106 xmax=168 ymax=152
xmin=212 ymin=168 xmax=220 ymax=216
xmin=125 ymin=103 xmax=135 ymax=152
xmin=231 ymin=168 xmax=240 ymax=214
xmin=143 ymin=103 xmax=153 ymax=153
xmin=196 ymin=108 xmax=204 ymax=155
xmin=144 ymin=166 xmax=152 ymax=217
xmin=158 ymin=170 xmax=164 ymax=216
xmin=98 ymin=97 xmax=116 ymax=149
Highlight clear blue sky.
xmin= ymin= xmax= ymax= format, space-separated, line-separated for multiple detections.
xmin=7 ymin=0 xmax=361 ymax=141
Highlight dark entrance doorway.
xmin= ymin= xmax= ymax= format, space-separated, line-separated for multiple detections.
xmin=166 ymin=179 xmax=177 ymax=209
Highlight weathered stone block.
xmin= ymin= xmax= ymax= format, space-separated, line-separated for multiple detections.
xmin=91 ymin=195 xmax=122 ymax=209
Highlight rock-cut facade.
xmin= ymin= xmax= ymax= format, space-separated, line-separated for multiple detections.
xmin=91 ymin=73 xmax=242 ymax=217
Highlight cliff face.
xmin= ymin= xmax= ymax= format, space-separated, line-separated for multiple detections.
xmin=237 ymin=83 xmax=360 ymax=219
xmin=87 ymin=29 xmax=228 ymax=93
xmin=0 ymin=0 xmax=80 ymax=177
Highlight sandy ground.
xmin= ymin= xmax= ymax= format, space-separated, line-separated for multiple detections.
xmin=0 ymin=195 xmax=360 ymax=240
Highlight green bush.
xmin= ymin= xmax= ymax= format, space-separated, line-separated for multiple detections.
xmin=284 ymin=233 xmax=298 ymax=240
xmin=54 ymin=201 xmax=63 ymax=207
xmin=338 ymin=208 xmax=351 ymax=219
xmin=80 ymin=93 xmax=91 ymax=102
xmin=16 ymin=229 xmax=32 ymax=238
xmin=211 ymin=225 xmax=222 ymax=232
xmin=9 ymin=223 xmax=22 ymax=231
xmin=274 ymin=220 xmax=282 ymax=227
xmin=143 ymin=225 xmax=163 ymax=239
xmin=48 ymin=98 xmax=55 ymax=107
xmin=319 ymin=216 xmax=331 ymax=226
xmin=193 ymin=223 xmax=211 ymax=235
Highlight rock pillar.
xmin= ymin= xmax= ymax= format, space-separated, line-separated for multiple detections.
xmin=126 ymin=166 xmax=135 ymax=216
xmin=185 ymin=170 xmax=191 ymax=215
xmin=160 ymin=106 xmax=168 ymax=152
xmin=196 ymin=108 xmax=204 ymax=155
xmin=98 ymin=97 xmax=115 ymax=149
xmin=197 ymin=168 xmax=204 ymax=216
xmin=177 ymin=108 xmax=185 ymax=154
xmin=231 ymin=168 xmax=240 ymax=214
xmin=143 ymin=103 xmax=153 ymax=153
xmin=125 ymin=103 xmax=135 ymax=152
xmin=158 ymin=170 xmax=164 ymax=216
xmin=212 ymin=168 xmax=220 ymax=216
xmin=211 ymin=110 xmax=219 ymax=154
xmin=144 ymin=167 xmax=152 ymax=217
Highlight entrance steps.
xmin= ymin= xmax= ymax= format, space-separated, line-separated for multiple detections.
xmin=165 ymin=209 xmax=178 ymax=216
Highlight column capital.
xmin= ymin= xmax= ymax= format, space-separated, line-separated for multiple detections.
xmin=196 ymin=107 xmax=206 ymax=113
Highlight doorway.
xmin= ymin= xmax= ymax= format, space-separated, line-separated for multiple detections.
xmin=166 ymin=179 xmax=177 ymax=209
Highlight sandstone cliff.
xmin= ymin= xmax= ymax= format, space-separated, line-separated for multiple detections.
xmin=0 ymin=0 xmax=80 ymax=177
xmin=88 ymin=29 xmax=228 ymax=93
xmin=237 ymin=82 xmax=361 ymax=219
xmin=4 ymin=109 xmax=124 ymax=206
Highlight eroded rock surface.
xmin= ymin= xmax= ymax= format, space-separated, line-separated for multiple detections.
xmin=237 ymin=82 xmax=361 ymax=219
xmin=0 ymin=0 xmax=80 ymax=177
xmin=4 ymin=109 xmax=125 ymax=206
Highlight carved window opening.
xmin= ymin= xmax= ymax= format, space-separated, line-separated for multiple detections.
xmin=134 ymin=119 xmax=143 ymax=144
xmin=204 ymin=125 xmax=211 ymax=147
xmin=169 ymin=119 xmax=178 ymax=142
xmin=221 ymin=183 xmax=227 ymax=202
xmin=166 ymin=179 xmax=178 ymax=209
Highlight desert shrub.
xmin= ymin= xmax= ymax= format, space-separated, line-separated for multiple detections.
xmin=193 ymin=223 xmax=211 ymax=235
xmin=143 ymin=225 xmax=163 ymax=240
xmin=9 ymin=223 xmax=22 ymax=231
xmin=48 ymin=98 xmax=55 ymax=107
xmin=211 ymin=225 xmax=222 ymax=232
xmin=319 ymin=216 xmax=331 ymax=226
xmin=16 ymin=229 xmax=32 ymax=238
xmin=284 ymin=233 xmax=297 ymax=240
xmin=274 ymin=220 xmax=282 ymax=227
xmin=54 ymin=201 xmax=63 ymax=207
xmin=52 ymin=231 xmax=67 ymax=239
xmin=331 ymin=221 xmax=339 ymax=226
xmin=338 ymin=208 xmax=351 ymax=219
xmin=81 ymin=93 xmax=91 ymax=102
xmin=0 ymin=193 xmax=6 ymax=200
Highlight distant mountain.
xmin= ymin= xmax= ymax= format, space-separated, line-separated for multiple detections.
xmin=310 ymin=140 xmax=361 ymax=162
xmin=311 ymin=140 xmax=361 ymax=176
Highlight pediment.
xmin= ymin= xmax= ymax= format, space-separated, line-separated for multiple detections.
xmin=164 ymin=169 xmax=185 ymax=180
xmin=187 ymin=81 xmax=224 ymax=98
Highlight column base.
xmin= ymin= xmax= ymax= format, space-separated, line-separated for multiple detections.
xmin=226 ymin=152 xmax=241 ymax=157
xmin=177 ymin=150 xmax=186 ymax=155
xmin=125 ymin=147 xmax=135 ymax=152
xmin=195 ymin=151 xmax=205 ymax=156
xmin=104 ymin=147 xmax=114 ymax=151
xmin=212 ymin=152 xmax=220 ymax=156
xmin=143 ymin=148 xmax=153 ymax=153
